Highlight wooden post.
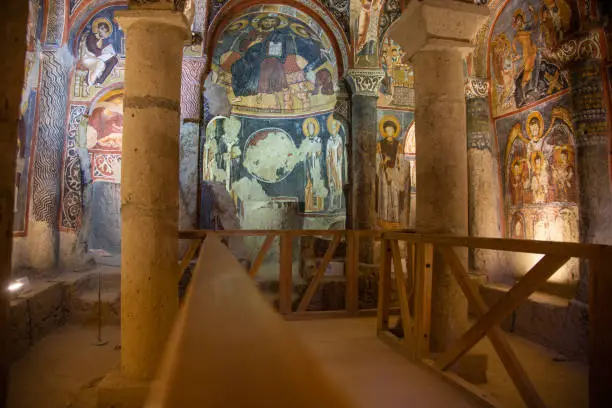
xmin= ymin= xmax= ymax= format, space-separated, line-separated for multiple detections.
xmin=178 ymin=239 xmax=202 ymax=276
xmin=589 ymin=251 xmax=612 ymax=408
xmin=0 ymin=2 xmax=29 ymax=406
xmin=345 ymin=231 xmax=359 ymax=316
xmin=297 ymin=234 xmax=342 ymax=312
xmin=279 ymin=232 xmax=293 ymax=315
xmin=390 ymin=240 xmax=413 ymax=351
xmin=377 ymin=238 xmax=392 ymax=333
xmin=413 ymin=243 xmax=433 ymax=359
xmin=249 ymin=234 xmax=275 ymax=278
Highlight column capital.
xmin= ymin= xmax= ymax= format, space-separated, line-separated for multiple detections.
xmin=116 ymin=9 xmax=190 ymax=39
xmin=345 ymin=68 xmax=385 ymax=97
xmin=554 ymin=31 xmax=603 ymax=67
xmin=388 ymin=0 xmax=489 ymax=59
xmin=464 ymin=76 xmax=489 ymax=100
xmin=128 ymin=0 xmax=174 ymax=10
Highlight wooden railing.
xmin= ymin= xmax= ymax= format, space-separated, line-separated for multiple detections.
xmin=148 ymin=233 xmax=356 ymax=407
xmin=376 ymin=232 xmax=612 ymax=408
xmin=178 ymin=229 xmax=388 ymax=319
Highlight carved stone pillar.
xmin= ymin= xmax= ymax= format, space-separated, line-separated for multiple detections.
xmin=390 ymin=0 xmax=489 ymax=351
xmin=0 ymin=2 xmax=28 ymax=403
xmin=345 ymin=68 xmax=384 ymax=262
xmin=465 ymin=77 xmax=504 ymax=279
xmin=179 ymin=58 xmax=205 ymax=235
xmin=113 ymin=1 xmax=189 ymax=390
xmin=27 ymin=48 xmax=72 ymax=269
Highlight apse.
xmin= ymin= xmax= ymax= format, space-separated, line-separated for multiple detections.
xmin=203 ymin=4 xmax=347 ymax=234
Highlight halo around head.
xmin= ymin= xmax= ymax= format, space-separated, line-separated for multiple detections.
xmin=92 ymin=18 xmax=113 ymax=35
xmin=251 ymin=13 xmax=288 ymax=32
xmin=302 ymin=117 xmax=320 ymax=138
xmin=290 ymin=23 xmax=310 ymax=38
xmin=526 ymin=111 xmax=544 ymax=140
xmin=226 ymin=19 xmax=249 ymax=33
xmin=379 ymin=115 xmax=401 ymax=139
xmin=327 ymin=114 xmax=341 ymax=134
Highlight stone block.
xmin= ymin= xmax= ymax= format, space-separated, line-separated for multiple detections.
xmin=97 ymin=368 xmax=150 ymax=408
xmin=478 ymin=283 xmax=588 ymax=361
xmin=477 ymin=284 xmax=514 ymax=332
xmin=9 ymin=297 xmax=31 ymax=361
xmin=451 ymin=353 xmax=488 ymax=385
xmin=27 ymin=281 xmax=66 ymax=343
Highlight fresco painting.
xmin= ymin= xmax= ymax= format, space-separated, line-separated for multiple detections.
xmin=489 ymin=0 xmax=579 ymax=117
xmin=376 ymin=110 xmax=414 ymax=228
xmin=82 ymin=90 xmax=124 ymax=184
xmin=495 ymin=94 xmax=578 ymax=243
xmin=202 ymin=112 xmax=347 ymax=218
xmin=211 ymin=6 xmax=338 ymax=116
xmin=379 ymin=37 xmax=414 ymax=108
xmin=72 ymin=8 xmax=124 ymax=100
xmin=352 ymin=0 xmax=382 ymax=67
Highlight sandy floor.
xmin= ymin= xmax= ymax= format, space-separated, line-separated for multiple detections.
xmin=8 ymin=325 xmax=120 ymax=408
xmin=7 ymin=318 xmax=587 ymax=408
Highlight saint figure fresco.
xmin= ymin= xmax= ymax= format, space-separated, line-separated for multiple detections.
xmin=325 ymin=115 xmax=344 ymax=211
xmin=80 ymin=18 xmax=119 ymax=89
xmin=376 ymin=115 xmax=407 ymax=224
xmin=301 ymin=117 xmax=327 ymax=212
xmin=504 ymin=107 xmax=576 ymax=206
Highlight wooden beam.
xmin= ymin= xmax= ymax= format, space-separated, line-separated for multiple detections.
xmin=377 ymin=239 xmax=392 ymax=333
xmin=249 ymin=234 xmax=275 ymax=278
xmin=436 ymin=252 xmax=569 ymax=371
xmin=278 ymin=233 xmax=293 ymax=315
xmin=147 ymin=234 xmax=355 ymax=408
xmin=589 ymin=252 xmax=612 ymax=408
xmin=390 ymin=240 xmax=414 ymax=351
xmin=436 ymin=245 xmax=548 ymax=408
xmin=283 ymin=310 xmax=352 ymax=321
xmin=413 ymin=243 xmax=433 ymax=359
xmin=382 ymin=232 xmax=605 ymax=259
xmin=345 ymin=231 xmax=359 ymax=316
xmin=178 ymin=239 xmax=202 ymax=276
xmin=297 ymin=234 xmax=342 ymax=312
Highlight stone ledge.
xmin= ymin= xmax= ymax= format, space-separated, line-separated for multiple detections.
xmin=97 ymin=368 xmax=150 ymax=408
xmin=476 ymin=283 xmax=588 ymax=362
xmin=9 ymin=280 xmax=68 ymax=361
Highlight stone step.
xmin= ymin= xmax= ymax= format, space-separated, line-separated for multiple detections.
xmin=68 ymin=267 xmax=121 ymax=326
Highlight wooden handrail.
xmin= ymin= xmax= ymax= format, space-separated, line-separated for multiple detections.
xmin=375 ymin=231 xmax=612 ymax=408
xmin=146 ymin=234 xmax=356 ymax=407
xmin=382 ymin=232 xmax=611 ymax=258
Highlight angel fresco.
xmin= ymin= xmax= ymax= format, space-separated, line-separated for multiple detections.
xmin=505 ymin=107 xmax=576 ymax=206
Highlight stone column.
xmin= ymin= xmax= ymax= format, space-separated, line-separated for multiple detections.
xmin=0 ymin=2 xmax=28 ymax=403
xmin=568 ymin=57 xmax=612 ymax=303
xmin=390 ymin=0 xmax=488 ymax=351
xmin=116 ymin=7 xmax=189 ymax=381
xmin=345 ymin=69 xmax=384 ymax=262
xmin=26 ymin=48 xmax=72 ymax=269
xmin=179 ymin=58 xmax=205 ymax=240
xmin=465 ymin=77 xmax=504 ymax=281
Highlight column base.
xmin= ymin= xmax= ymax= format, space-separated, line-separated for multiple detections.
xmin=97 ymin=368 xmax=150 ymax=408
